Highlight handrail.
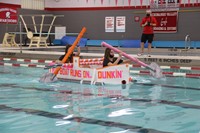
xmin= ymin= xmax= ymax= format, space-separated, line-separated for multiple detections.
xmin=185 ymin=35 xmax=191 ymax=50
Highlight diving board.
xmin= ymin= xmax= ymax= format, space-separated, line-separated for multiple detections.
xmin=19 ymin=14 xmax=63 ymax=48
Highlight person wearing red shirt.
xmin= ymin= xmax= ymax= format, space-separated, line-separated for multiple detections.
xmin=138 ymin=10 xmax=157 ymax=57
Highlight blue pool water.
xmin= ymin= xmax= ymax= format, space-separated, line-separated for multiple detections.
xmin=0 ymin=65 xmax=200 ymax=133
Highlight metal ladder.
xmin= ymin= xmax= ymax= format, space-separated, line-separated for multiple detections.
xmin=180 ymin=35 xmax=191 ymax=56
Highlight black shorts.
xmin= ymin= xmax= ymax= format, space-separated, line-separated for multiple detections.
xmin=141 ymin=34 xmax=154 ymax=43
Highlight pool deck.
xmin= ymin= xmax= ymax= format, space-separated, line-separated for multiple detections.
xmin=0 ymin=45 xmax=200 ymax=67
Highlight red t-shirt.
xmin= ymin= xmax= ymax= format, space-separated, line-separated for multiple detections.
xmin=140 ymin=16 xmax=157 ymax=34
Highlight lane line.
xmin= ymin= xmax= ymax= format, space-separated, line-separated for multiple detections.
xmin=0 ymin=104 xmax=171 ymax=133
xmin=1 ymin=84 xmax=200 ymax=109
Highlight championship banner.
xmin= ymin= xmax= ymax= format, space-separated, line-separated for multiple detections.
xmin=0 ymin=6 xmax=18 ymax=24
xmin=152 ymin=11 xmax=178 ymax=33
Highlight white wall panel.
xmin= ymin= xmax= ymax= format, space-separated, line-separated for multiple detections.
xmin=21 ymin=0 xmax=44 ymax=10
xmin=21 ymin=0 xmax=32 ymax=9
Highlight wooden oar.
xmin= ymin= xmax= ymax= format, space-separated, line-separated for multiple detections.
xmin=39 ymin=27 xmax=87 ymax=83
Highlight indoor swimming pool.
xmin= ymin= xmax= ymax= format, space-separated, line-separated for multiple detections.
xmin=0 ymin=64 xmax=200 ymax=133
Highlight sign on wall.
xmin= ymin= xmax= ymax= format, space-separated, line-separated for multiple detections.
xmin=152 ymin=11 xmax=178 ymax=33
xmin=0 ymin=6 xmax=18 ymax=24
xmin=116 ymin=16 xmax=126 ymax=32
xmin=105 ymin=16 xmax=114 ymax=32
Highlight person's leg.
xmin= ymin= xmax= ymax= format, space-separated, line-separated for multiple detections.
xmin=138 ymin=34 xmax=146 ymax=56
xmin=140 ymin=42 xmax=145 ymax=54
xmin=147 ymin=34 xmax=154 ymax=57
xmin=147 ymin=43 xmax=152 ymax=56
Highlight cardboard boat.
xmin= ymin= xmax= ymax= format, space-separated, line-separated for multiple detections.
xmin=49 ymin=56 xmax=132 ymax=85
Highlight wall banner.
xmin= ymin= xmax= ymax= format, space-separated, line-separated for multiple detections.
xmin=105 ymin=16 xmax=114 ymax=32
xmin=116 ymin=16 xmax=125 ymax=32
xmin=152 ymin=11 xmax=178 ymax=33
xmin=0 ymin=6 xmax=18 ymax=24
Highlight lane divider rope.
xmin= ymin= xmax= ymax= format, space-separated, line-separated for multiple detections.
xmin=0 ymin=57 xmax=52 ymax=63
xmin=1 ymin=57 xmax=200 ymax=70
xmin=130 ymin=70 xmax=200 ymax=78
xmin=0 ymin=62 xmax=45 ymax=68
xmin=131 ymin=64 xmax=200 ymax=70
xmin=0 ymin=61 xmax=200 ymax=78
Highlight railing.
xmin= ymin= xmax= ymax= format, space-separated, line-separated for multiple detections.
xmin=180 ymin=35 xmax=192 ymax=56
xmin=185 ymin=35 xmax=191 ymax=50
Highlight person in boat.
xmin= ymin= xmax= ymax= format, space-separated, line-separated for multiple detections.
xmin=56 ymin=44 xmax=80 ymax=64
xmin=103 ymin=48 xmax=130 ymax=67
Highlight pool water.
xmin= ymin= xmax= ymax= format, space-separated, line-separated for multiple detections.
xmin=0 ymin=66 xmax=200 ymax=133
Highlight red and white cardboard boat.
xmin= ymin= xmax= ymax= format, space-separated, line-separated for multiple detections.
xmin=49 ymin=56 xmax=131 ymax=85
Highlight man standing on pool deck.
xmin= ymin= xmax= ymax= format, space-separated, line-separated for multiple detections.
xmin=138 ymin=9 xmax=157 ymax=57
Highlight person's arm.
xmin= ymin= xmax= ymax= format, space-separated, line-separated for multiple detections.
xmin=107 ymin=53 xmax=122 ymax=66
xmin=150 ymin=17 xmax=157 ymax=27
xmin=141 ymin=22 xmax=148 ymax=27
xmin=54 ymin=55 xmax=65 ymax=64
xmin=74 ymin=46 xmax=80 ymax=56
xmin=122 ymin=59 xmax=131 ymax=64
xmin=55 ymin=59 xmax=63 ymax=64
xmin=77 ymin=46 xmax=80 ymax=56
xmin=140 ymin=18 xmax=148 ymax=27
